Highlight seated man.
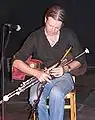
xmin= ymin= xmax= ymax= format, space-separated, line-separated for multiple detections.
xmin=12 ymin=5 xmax=86 ymax=120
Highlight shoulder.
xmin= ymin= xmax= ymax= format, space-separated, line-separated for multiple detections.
xmin=25 ymin=27 xmax=43 ymax=42
xmin=31 ymin=26 xmax=44 ymax=36
xmin=61 ymin=28 xmax=78 ymax=43
xmin=61 ymin=28 xmax=77 ymax=37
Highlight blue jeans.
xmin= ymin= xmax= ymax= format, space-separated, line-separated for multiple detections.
xmin=29 ymin=72 xmax=74 ymax=120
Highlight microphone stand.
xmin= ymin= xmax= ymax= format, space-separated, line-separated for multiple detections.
xmin=0 ymin=24 xmax=12 ymax=120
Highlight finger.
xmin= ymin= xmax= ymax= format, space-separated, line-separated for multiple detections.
xmin=40 ymin=74 xmax=52 ymax=83
xmin=45 ymin=75 xmax=52 ymax=83
xmin=39 ymin=76 xmax=51 ymax=83
xmin=45 ymin=69 xmax=50 ymax=74
xmin=50 ymin=69 xmax=60 ymax=73
xmin=44 ymin=67 xmax=48 ymax=71
xmin=38 ymin=76 xmax=45 ymax=82
xmin=45 ymin=78 xmax=51 ymax=83
xmin=46 ymin=74 xmax=52 ymax=79
xmin=49 ymin=71 xmax=59 ymax=76
xmin=38 ymin=78 xmax=44 ymax=82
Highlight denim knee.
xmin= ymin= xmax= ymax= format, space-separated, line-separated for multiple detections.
xmin=50 ymin=86 xmax=65 ymax=101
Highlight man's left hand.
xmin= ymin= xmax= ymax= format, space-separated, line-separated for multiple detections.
xmin=49 ymin=65 xmax=64 ymax=77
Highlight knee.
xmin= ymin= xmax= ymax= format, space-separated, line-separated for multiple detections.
xmin=50 ymin=86 xmax=64 ymax=101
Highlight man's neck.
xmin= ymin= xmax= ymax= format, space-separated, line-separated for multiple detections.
xmin=44 ymin=29 xmax=60 ymax=47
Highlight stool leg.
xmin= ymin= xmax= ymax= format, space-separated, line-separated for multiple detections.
xmin=70 ymin=93 xmax=74 ymax=120
xmin=70 ymin=93 xmax=76 ymax=120
xmin=73 ymin=92 xmax=76 ymax=120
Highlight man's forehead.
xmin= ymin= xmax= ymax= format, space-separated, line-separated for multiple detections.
xmin=47 ymin=17 xmax=62 ymax=27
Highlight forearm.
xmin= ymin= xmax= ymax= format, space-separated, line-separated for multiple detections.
xmin=13 ymin=59 xmax=51 ymax=83
xmin=13 ymin=59 xmax=39 ymax=77
xmin=67 ymin=60 xmax=81 ymax=71
xmin=63 ymin=60 xmax=81 ymax=72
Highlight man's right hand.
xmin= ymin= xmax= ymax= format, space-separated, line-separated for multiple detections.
xmin=34 ymin=70 xmax=52 ymax=83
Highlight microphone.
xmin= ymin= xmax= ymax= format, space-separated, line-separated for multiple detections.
xmin=5 ymin=23 xmax=21 ymax=31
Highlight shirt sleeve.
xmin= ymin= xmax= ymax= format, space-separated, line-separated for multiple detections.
xmin=14 ymin=32 xmax=37 ymax=61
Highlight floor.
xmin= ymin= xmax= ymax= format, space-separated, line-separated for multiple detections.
xmin=0 ymin=69 xmax=95 ymax=120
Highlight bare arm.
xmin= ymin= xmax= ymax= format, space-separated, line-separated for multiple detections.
xmin=66 ymin=60 xmax=81 ymax=71
xmin=13 ymin=59 xmax=51 ymax=83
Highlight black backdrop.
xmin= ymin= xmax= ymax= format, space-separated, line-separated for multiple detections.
xmin=0 ymin=0 xmax=95 ymax=66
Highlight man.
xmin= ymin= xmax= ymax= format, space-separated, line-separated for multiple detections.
xmin=12 ymin=5 xmax=86 ymax=120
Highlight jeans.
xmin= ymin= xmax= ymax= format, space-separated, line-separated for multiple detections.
xmin=29 ymin=72 xmax=74 ymax=120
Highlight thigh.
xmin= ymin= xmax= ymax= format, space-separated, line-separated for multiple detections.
xmin=54 ymin=73 xmax=74 ymax=96
xmin=42 ymin=73 xmax=74 ymax=97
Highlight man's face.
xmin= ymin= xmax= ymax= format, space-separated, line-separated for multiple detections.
xmin=45 ymin=17 xmax=62 ymax=36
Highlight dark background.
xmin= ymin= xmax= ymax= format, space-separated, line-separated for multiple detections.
xmin=0 ymin=1 xmax=95 ymax=118
xmin=0 ymin=0 xmax=95 ymax=66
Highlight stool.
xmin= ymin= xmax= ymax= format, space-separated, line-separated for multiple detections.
xmin=64 ymin=76 xmax=76 ymax=120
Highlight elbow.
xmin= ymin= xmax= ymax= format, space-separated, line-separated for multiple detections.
xmin=12 ymin=59 xmax=23 ymax=68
